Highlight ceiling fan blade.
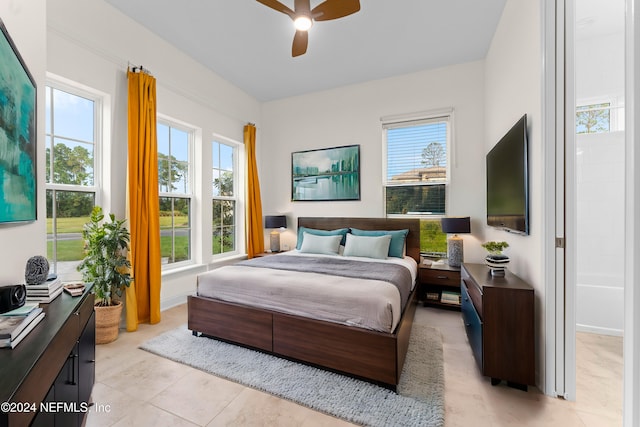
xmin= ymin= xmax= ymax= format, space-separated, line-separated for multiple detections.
xmin=256 ymin=0 xmax=295 ymax=18
xmin=292 ymin=30 xmax=308 ymax=57
xmin=294 ymin=0 xmax=311 ymax=15
xmin=312 ymin=0 xmax=360 ymax=21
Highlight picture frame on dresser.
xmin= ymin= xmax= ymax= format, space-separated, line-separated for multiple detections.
xmin=0 ymin=18 xmax=37 ymax=224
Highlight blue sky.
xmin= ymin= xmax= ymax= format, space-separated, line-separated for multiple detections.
xmin=386 ymin=122 xmax=447 ymax=179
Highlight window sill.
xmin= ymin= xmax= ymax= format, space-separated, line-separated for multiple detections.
xmin=207 ymin=253 xmax=247 ymax=270
xmin=161 ymin=262 xmax=207 ymax=279
xmin=159 ymin=254 xmax=247 ymax=279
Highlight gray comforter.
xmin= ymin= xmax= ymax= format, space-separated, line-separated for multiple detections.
xmin=237 ymin=254 xmax=413 ymax=310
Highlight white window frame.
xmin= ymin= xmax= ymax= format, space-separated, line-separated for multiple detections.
xmin=382 ymin=109 xmax=453 ymax=256
xmin=211 ymin=133 xmax=244 ymax=261
xmin=45 ymin=75 xmax=105 ymax=277
xmin=157 ymin=115 xmax=196 ymax=270
xmin=381 ymin=108 xmax=453 ymax=220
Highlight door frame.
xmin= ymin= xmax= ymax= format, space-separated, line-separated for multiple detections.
xmin=542 ymin=0 xmax=576 ymax=401
xmin=624 ymin=0 xmax=640 ymax=424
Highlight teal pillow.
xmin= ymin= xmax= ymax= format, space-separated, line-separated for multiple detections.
xmin=299 ymin=233 xmax=342 ymax=255
xmin=343 ymin=234 xmax=392 ymax=260
xmin=296 ymin=226 xmax=349 ymax=250
xmin=350 ymin=228 xmax=409 ymax=258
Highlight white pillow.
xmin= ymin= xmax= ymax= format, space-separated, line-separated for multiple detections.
xmin=343 ymin=233 xmax=392 ymax=260
xmin=299 ymin=232 xmax=342 ymax=255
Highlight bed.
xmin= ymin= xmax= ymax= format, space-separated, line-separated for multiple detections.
xmin=187 ymin=217 xmax=420 ymax=389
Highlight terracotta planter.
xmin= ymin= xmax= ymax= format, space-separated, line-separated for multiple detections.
xmin=95 ymin=301 xmax=123 ymax=344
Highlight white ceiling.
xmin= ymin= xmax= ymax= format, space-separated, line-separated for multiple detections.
xmin=103 ymin=0 xmax=507 ymax=101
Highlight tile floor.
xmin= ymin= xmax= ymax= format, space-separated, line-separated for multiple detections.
xmin=86 ymin=304 xmax=623 ymax=426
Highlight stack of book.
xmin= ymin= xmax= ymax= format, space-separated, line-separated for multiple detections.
xmin=26 ymin=277 xmax=63 ymax=303
xmin=0 ymin=304 xmax=45 ymax=349
xmin=441 ymin=290 xmax=462 ymax=306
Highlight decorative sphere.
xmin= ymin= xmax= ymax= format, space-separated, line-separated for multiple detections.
xmin=25 ymin=256 xmax=50 ymax=285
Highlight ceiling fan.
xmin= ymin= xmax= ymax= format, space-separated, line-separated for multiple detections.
xmin=257 ymin=0 xmax=361 ymax=57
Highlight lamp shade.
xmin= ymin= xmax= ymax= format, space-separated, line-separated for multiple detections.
xmin=440 ymin=217 xmax=471 ymax=234
xmin=265 ymin=215 xmax=287 ymax=229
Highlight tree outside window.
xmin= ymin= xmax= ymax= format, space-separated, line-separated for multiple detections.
xmin=45 ymin=85 xmax=99 ymax=280
xmin=576 ymin=103 xmax=611 ymax=134
xmin=157 ymin=122 xmax=192 ymax=265
xmin=212 ymin=140 xmax=236 ymax=255
xmin=384 ymin=115 xmax=450 ymax=255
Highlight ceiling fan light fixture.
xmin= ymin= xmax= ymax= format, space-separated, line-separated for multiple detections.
xmin=294 ymin=15 xmax=313 ymax=31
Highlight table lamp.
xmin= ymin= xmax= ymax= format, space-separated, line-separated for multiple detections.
xmin=440 ymin=217 xmax=471 ymax=268
xmin=265 ymin=215 xmax=287 ymax=252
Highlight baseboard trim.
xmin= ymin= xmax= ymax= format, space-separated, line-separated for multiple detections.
xmin=576 ymin=323 xmax=623 ymax=337
xmin=161 ymin=293 xmax=191 ymax=311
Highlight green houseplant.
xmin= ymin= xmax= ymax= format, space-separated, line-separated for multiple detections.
xmin=78 ymin=206 xmax=132 ymax=343
xmin=481 ymin=241 xmax=509 ymax=255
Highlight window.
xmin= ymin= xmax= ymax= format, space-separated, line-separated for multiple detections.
xmin=576 ymin=102 xmax=611 ymax=134
xmin=157 ymin=121 xmax=193 ymax=266
xmin=212 ymin=139 xmax=237 ymax=256
xmin=45 ymin=82 xmax=101 ymax=280
xmin=383 ymin=113 xmax=451 ymax=255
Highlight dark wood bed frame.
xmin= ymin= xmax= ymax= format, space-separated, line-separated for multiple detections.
xmin=188 ymin=217 xmax=420 ymax=389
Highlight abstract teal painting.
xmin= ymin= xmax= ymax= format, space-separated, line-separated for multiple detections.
xmin=292 ymin=145 xmax=360 ymax=201
xmin=0 ymin=19 xmax=37 ymax=223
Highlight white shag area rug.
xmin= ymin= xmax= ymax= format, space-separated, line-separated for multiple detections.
xmin=140 ymin=323 xmax=444 ymax=427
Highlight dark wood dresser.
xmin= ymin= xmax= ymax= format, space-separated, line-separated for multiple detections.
xmin=461 ymin=263 xmax=535 ymax=390
xmin=0 ymin=286 xmax=95 ymax=427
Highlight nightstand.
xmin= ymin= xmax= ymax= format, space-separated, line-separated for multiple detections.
xmin=419 ymin=261 xmax=461 ymax=310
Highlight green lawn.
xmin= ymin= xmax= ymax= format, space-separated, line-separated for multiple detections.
xmin=48 ymin=216 xmax=434 ymax=261
xmin=420 ymin=219 xmax=447 ymax=253
xmin=160 ymin=235 xmax=190 ymax=263
xmin=48 ymin=215 xmax=191 ymax=262
xmin=48 ymin=239 xmax=85 ymax=261
xmin=47 ymin=215 xmax=188 ymax=233
xmin=47 ymin=216 xmax=88 ymax=234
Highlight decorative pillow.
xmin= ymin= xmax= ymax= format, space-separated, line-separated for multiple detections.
xmin=299 ymin=232 xmax=342 ymax=255
xmin=343 ymin=233 xmax=392 ymax=260
xmin=296 ymin=226 xmax=349 ymax=250
xmin=349 ymin=228 xmax=409 ymax=258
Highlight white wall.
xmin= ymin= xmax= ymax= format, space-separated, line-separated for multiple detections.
xmin=483 ymin=0 xmax=545 ymax=388
xmin=0 ymin=0 xmax=47 ymax=286
xmin=260 ymin=61 xmax=487 ymax=261
xmin=575 ymin=28 xmax=625 ymax=335
xmin=46 ymin=0 xmax=261 ymax=309
xmin=576 ymin=32 xmax=625 ymax=104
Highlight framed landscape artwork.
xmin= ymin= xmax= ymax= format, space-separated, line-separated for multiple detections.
xmin=291 ymin=144 xmax=360 ymax=201
xmin=0 ymin=18 xmax=37 ymax=223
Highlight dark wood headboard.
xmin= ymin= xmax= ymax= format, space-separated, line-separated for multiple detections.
xmin=297 ymin=217 xmax=421 ymax=263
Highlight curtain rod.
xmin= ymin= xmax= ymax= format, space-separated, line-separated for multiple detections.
xmin=128 ymin=62 xmax=153 ymax=75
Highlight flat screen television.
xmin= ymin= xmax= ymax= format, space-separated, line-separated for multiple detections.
xmin=486 ymin=114 xmax=529 ymax=235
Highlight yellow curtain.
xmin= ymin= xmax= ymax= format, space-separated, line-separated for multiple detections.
xmin=245 ymin=124 xmax=264 ymax=258
xmin=126 ymin=69 xmax=162 ymax=331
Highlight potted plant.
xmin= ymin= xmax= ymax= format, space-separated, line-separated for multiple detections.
xmin=481 ymin=241 xmax=509 ymax=256
xmin=481 ymin=241 xmax=510 ymax=276
xmin=78 ymin=206 xmax=133 ymax=344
